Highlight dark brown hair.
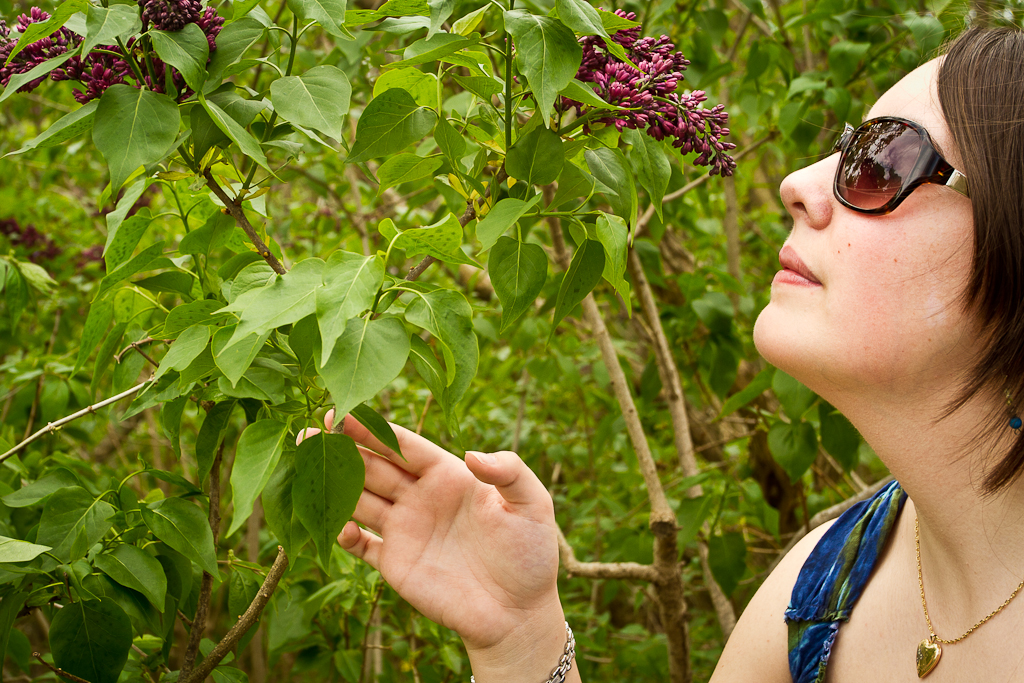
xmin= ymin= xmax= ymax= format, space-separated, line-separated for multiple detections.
xmin=936 ymin=26 xmax=1024 ymax=492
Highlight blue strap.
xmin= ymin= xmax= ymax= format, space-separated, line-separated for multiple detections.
xmin=784 ymin=480 xmax=907 ymax=683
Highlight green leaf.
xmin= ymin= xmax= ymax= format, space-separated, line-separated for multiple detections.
xmin=772 ymin=370 xmax=816 ymax=421
xmin=4 ymin=100 xmax=97 ymax=158
xmin=555 ymin=0 xmax=607 ymax=37
xmin=506 ymin=125 xmax=564 ymax=186
xmin=161 ymin=395 xmax=188 ymax=458
xmin=287 ymin=0 xmax=352 ymax=38
xmin=409 ymin=334 xmax=448 ymax=413
xmin=271 ymin=65 xmax=352 ymax=141
xmin=74 ymin=298 xmax=113 ymax=376
xmin=374 ymin=68 xmax=438 ymax=109
xmin=551 ymin=239 xmax=604 ymax=333
xmin=97 ymin=242 xmax=169 ymax=299
xmin=150 ymin=24 xmax=210 ymax=92
xmin=14 ymin=260 xmax=56 ymax=294
xmin=434 ymin=114 xmax=466 ymax=170
xmin=142 ymin=498 xmax=219 ymax=575
xmin=4 ymin=0 xmax=86 ymax=64
xmin=594 ymin=212 xmax=630 ymax=306
xmin=0 ymin=536 xmax=51 ymax=562
xmin=548 ymin=161 xmax=596 ymax=210
xmin=136 ymin=271 xmax=196 ymax=299
xmin=205 ymin=17 xmax=265 ymax=86
xmin=93 ymin=545 xmax=167 ymax=611
xmin=489 ymin=236 xmax=547 ymax=333
xmin=163 ymin=299 xmax=230 ymax=337
xmin=426 ymin=0 xmax=453 ymax=38
xmin=376 ymin=154 xmax=443 ymax=195
xmin=227 ymin=567 xmax=260 ymax=650
xmin=828 ymin=40 xmax=870 ymax=86
xmin=104 ymin=214 xmax=152 ymax=273
xmin=452 ymin=3 xmax=488 ymax=34
xmin=223 ymin=258 xmax=325 ymax=351
xmin=0 ymin=592 xmax=26 ymax=672
xmin=768 ymin=419 xmax=818 ymax=483
xmin=153 ymin=324 xmax=211 ymax=382
xmin=390 ymin=33 xmax=476 ymax=68
xmin=691 ymin=291 xmax=734 ymax=335
xmin=717 ymin=366 xmax=774 ymax=419
xmin=262 ymin=455 xmax=309 ymax=558
xmin=819 ymin=403 xmax=861 ymax=471
xmin=350 ymin=403 xmax=404 ymax=459
xmin=559 ymin=79 xmax=617 ymax=110
xmin=476 ymin=195 xmax=542 ymax=252
xmin=405 ymin=290 xmax=477 ymax=424
xmin=347 ymin=88 xmax=438 ymax=163
xmin=623 ymin=127 xmax=670 ymax=222
xmin=227 ymin=419 xmax=289 ymax=537
xmin=213 ymin=326 xmax=271 ymax=386
xmin=317 ymin=317 xmax=411 ymax=420
xmin=0 ymin=49 xmax=78 ymax=104
xmin=292 ymin=432 xmax=365 ymax=567
xmin=200 ymin=95 xmax=272 ymax=174
xmin=2 ymin=469 xmax=79 ymax=507
xmin=195 ymin=401 xmax=236 ymax=484
xmin=707 ymin=532 xmax=747 ymax=596
xmin=504 ymin=11 xmax=581 ymax=124
xmin=81 ymin=4 xmax=141 ymax=57
xmin=451 ymin=73 xmax=502 ymax=100
xmin=391 ymin=213 xmax=477 ymax=266
xmin=36 ymin=487 xmax=115 ymax=564
xmin=597 ymin=6 xmax=639 ymax=32
xmin=585 ymin=147 xmax=637 ymax=227
xmin=93 ymin=86 xmax=180 ymax=195
xmin=49 ymin=598 xmax=132 ymax=683
xmin=316 ymin=251 xmax=385 ymax=363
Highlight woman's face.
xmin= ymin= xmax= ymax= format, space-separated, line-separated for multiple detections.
xmin=753 ymin=59 xmax=980 ymax=400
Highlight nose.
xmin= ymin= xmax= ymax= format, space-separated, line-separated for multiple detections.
xmin=779 ymin=154 xmax=838 ymax=231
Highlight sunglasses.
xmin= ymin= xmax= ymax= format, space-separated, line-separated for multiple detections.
xmin=831 ymin=116 xmax=970 ymax=215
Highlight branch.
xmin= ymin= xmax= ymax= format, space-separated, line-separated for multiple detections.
xmin=33 ymin=653 xmax=92 ymax=683
xmin=768 ymin=475 xmax=894 ymax=573
xmin=203 ymin=171 xmax=287 ymax=275
xmin=0 ymin=381 xmax=150 ymax=464
xmin=114 ymin=337 xmax=162 ymax=364
xmin=180 ymin=442 xmax=225 ymax=680
xmin=180 ymin=547 xmax=289 ymax=683
xmin=557 ymin=526 xmax=658 ymax=582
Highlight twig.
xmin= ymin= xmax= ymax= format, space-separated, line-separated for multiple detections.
xmin=114 ymin=337 xmax=162 ymax=364
xmin=557 ymin=526 xmax=658 ymax=581
xmin=180 ymin=443 xmax=225 ymax=680
xmin=33 ymin=653 xmax=92 ymax=683
xmin=203 ymin=170 xmax=287 ymax=275
xmin=180 ymin=547 xmax=289 ymax=683
xmin=22 ymin=310 xmax=62 ymax=441
xmin=0 ymin=381 xmax=150 ymax=463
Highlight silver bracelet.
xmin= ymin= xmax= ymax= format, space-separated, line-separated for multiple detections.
xmin=470 ymin=622 xmax=575 ymax=683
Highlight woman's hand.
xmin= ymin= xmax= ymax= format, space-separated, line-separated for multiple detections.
xmin=298 ymin=411 xmax=572 ymax=681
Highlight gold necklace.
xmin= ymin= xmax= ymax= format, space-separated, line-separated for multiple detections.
xmin=915 ymin=514 xmax=1024 ymax=678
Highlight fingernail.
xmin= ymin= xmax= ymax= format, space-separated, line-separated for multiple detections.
xmin=473 ymin=451 xmax=497 ymax=465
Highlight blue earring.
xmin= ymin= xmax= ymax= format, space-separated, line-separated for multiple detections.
xmin=1007 ymin=387 xmax=1022 ymax=431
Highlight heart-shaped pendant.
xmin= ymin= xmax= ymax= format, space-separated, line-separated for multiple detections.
xmin=916 ymin=638 xmax=942 ymax=678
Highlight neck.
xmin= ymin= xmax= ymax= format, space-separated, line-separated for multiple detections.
xmin=831 ymin=381 xmax=1024 ymax=595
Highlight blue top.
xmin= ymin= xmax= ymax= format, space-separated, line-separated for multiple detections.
xmin=784 ymin=480 xmax=907 ymax=683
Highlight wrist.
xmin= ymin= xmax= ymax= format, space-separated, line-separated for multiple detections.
xmin=464 ymin=600 xmax=572 ymax=683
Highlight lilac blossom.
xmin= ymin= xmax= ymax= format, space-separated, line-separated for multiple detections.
xmin=0 ymin=217 xmax=63 ymax=263
xmin=0 ymin=9 xmax=82 ymax=93
xmin=564 ymin=10 xmax=736 ymax=176
xmin=139 ymin=0 xmax=203 ymax=32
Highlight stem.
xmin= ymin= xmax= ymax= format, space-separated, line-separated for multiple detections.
xmin=116 ymin=38 xmax=148 ymax=88
xmin=204 ymin=170 xmax=287 ymax=274
xmin=504 ymin=0 xmax=514 ymax=152
xmin=33 ymin=653 xmax=92 ymax=683
xmin=0 ymin=381 xmax=150 ymax=464
xmin=180 ymin=547 xmax=290 ymax=683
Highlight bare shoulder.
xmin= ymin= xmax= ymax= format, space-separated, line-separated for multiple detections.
xmin=708 ymin=518 xmax=838 ymax=683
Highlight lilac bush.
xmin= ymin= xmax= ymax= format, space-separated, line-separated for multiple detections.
xmin=0 ymin=0 xmax=224 ymax=103
xmin=564 ymin=9 xmax=737 ymax=176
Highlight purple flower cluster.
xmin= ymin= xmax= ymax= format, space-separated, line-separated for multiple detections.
xmin=1 ymin=1 xmax=224 ymax=104
xmin=0 ymin=9 xmax=82 ymax=93
xmin=564 ymin=10 xmax=736 ymax=176
xmin=0 ymin=218 xmax=62 ymax=263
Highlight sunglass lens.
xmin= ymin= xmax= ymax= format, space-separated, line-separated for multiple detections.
xmin=837 ymin=120 xmax=922 ymax=211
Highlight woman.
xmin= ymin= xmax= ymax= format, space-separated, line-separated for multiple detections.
xmin=304 ymin=25 xmax=1024 ymax=683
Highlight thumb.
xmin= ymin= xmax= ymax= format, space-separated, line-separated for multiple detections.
xmin=465 ymin=451 xmax=552 ymax=509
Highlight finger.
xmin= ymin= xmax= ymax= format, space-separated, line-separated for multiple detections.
xmin=337 ymin=521 xmax=381 ymax=569
xmin=295 ymin=427 xmax=321 ymax=446
xmin=344 ymin=414 xmax=457 ymax=476
xmin=324 ymin=409 xmax=335 ymax=432
xmin=352 ymin=489 xmax=390 ymax=534
xmin=465 ymin=451 xmax=553 ymax=511
xmin=359 ymin=446 xmax=416 ymax=502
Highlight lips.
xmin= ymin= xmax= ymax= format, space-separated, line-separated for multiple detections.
xmin=778 ymin=245 xmax=821 ymax=285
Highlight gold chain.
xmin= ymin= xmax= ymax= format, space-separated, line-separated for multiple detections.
xmin=916 ymin=514 xmax=1024 ymax=644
